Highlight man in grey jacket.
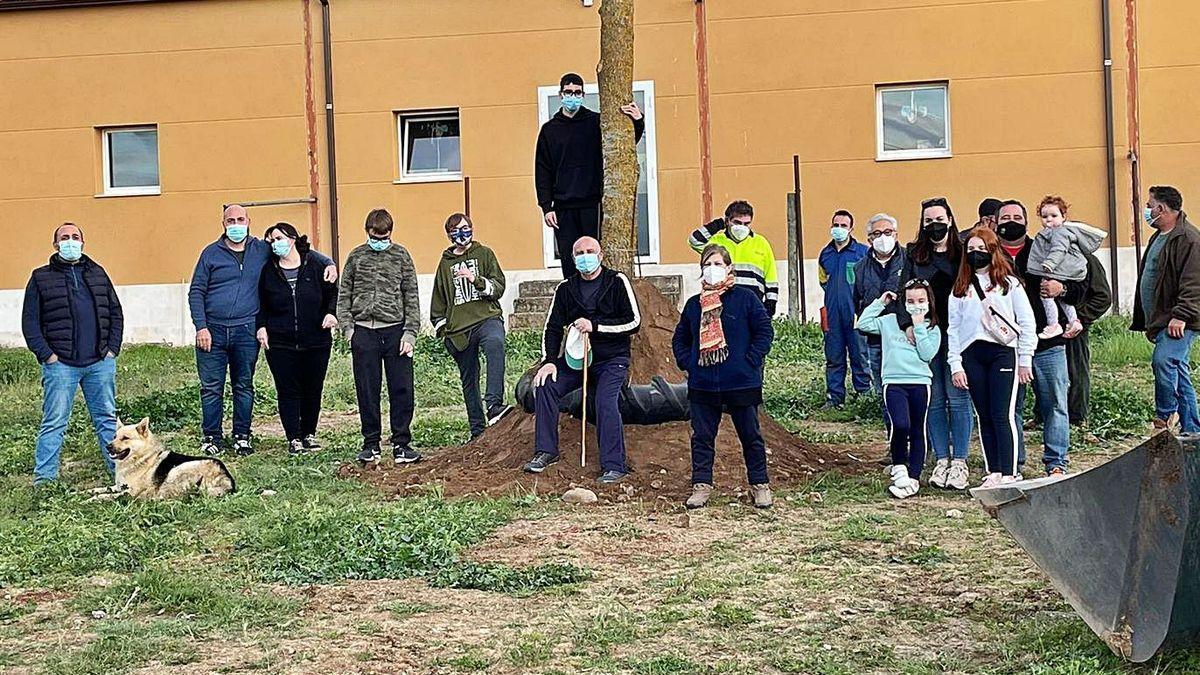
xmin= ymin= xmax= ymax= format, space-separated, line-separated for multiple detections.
xmin=337 ymin=208 xmax=422 ymax=464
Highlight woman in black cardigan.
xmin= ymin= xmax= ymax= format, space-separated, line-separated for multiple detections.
xmin=257 ymin=222 xmax=338 ymax=455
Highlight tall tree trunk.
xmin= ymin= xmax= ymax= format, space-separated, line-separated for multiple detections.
xmin=597 ymin=0 xmax=638 ymax=276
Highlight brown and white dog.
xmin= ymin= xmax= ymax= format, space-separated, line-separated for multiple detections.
xmin=90 ymin=418 xmax=235 ymax=501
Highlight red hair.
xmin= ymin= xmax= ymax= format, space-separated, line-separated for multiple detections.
xmin=1038 ymin=195 xmax=1070 ymax=218
xmin=952 ymin=227 xmax=1020 ymax=297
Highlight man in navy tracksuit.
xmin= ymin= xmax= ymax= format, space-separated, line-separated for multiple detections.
xmin=535 ymin=72 xmax=644 ymax=278
xmin=188 ymin=204 xmax=335 ymax=456
xmin=819 ymin=209 xmax=871 ymax=408
xmin=524 ymin=236 xmax=641 ymax=484
xmin=22 ymin=223 xmax=123 ymax=484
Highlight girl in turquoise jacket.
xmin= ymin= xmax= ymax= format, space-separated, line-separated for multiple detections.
xmin=855 ymin=279 xmax=942 ymax=499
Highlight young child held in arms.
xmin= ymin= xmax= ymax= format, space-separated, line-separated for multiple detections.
xmin=1030 ymin=195 xmax=1107 ymax=339
xmin=855 ymin=279 xmax=941 ymax=499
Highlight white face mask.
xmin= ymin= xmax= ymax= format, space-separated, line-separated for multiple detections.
xmin=702 ymin=264 xmax=728 ymax=285
xmin=728 ymin=224 xmax=751 ymax=242
xmin=872 ymin=234 xmax=896 ymax=255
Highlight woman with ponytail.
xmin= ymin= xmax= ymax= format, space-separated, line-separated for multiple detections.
xmin=672 ymin=244 xmax=775 ymax=509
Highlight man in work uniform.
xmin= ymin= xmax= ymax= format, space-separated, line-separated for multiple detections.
xmin=686 ymin=200 xmax=779 ymax=316
xmin=819 ymin=209 xmax=870 ymax=409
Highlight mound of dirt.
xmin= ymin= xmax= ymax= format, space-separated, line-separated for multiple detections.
xmin=341 ymin=408 xmax=865 ymax=501
xmin=341 ymin=281 xmax=866 ymax=501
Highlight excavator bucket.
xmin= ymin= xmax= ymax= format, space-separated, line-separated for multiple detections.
xmin=970 ymin=431 xmax=1199 ymax=662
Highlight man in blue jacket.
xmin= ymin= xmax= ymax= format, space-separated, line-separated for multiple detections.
xmin=189 ymin=204 xmax=336 ymax=456
xmin=819 ymin=209 xmax=870 ymax=409
xmin=853 ymin=213 xmax=906 ymax=420
xmin=22 ymin=223 xmax=123 ymax=484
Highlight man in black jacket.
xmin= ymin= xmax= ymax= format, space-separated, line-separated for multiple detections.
xmin=21 ymin=223 xmax=124 ymax=484
xmin=525 ymin=237 xmax=641 ymax=483
xmin=535 ymin=72 xmax=644 ymax=278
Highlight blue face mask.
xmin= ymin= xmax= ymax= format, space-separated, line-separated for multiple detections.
xmin=449 ymin=228 xmax=473 ymax=247
xmin=830 ymin=226 xmax=850 ymax=243
xmin=225 ymin=225 xmax=248 ymax=243
xmin=368 ymin=238 xmax=391 ymax=252
xmin=1144 ymin=207 xmax=1159 ymax=226
xmin=561 ymin=94 xmax=584 ymax=114
xmin=271 ymin=239 xmax=292 ymax=257
xmin=574 ymin=252 xmax=601 ymax=275
xmin=57 ymin=239 xmax=83 ymax=262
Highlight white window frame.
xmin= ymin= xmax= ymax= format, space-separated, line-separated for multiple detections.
xmin=875 ymin=82 xmax=952 ymax=162
xmin=100 ymin=125 xmax=160 ymax=197
xmin=396 ymin=109 xmax=462 ymax=183
xmin=536 ymin=80 xmax=660 ymax=266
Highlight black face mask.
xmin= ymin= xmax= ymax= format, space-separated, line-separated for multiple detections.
xmin=967 ymin=250 xmax=991 ymax=271
xmin=924 ymin=222 xmax=949 ymax=242
xmin=996 ymin=220 xmax=1027 ymax=242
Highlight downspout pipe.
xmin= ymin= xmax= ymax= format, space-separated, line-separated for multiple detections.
xmin=1101 ymin=0 xmax=1120 ymax=305
xmin=319 ymin=0 xmax=341 ymax=265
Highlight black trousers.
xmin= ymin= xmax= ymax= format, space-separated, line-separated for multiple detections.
xmin=1066 ymin=325 xmax=1091 ymax=424
xmin=553 ymin=205 xmax=600 ymax=278
xmin=264 ymin=344 xmax=331 ymax=441
xmin=446 ymin=317 xmax=507 ymax=438
xmin=961 ymin=341 xmax=1020 ymax=476
xmin=350 ymin=325 xmax=414 ymax=449
xmin=689 ymin=401 xmax=769 ymax=486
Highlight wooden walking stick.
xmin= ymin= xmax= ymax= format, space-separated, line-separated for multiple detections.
xmin=581 ymin=333 xmax=590 ymax=467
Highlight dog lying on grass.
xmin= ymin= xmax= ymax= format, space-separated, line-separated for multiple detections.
xmin=89 ymin=417 xmax=235 ymax=501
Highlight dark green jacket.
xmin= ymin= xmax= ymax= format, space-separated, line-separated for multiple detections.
xmin=336 ymin=242 xmax=421 ymax=346
xmin=429 ymin=242 xmax=506 ymax=351
xmin=1131 ymin=214 xmax=1200 ymax=340
xmin=1075 ymin=249 xmax=1112 ymax=326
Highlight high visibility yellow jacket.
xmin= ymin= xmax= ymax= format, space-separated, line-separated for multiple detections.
xmin=688 ymin=219 xmax=779 ymax=313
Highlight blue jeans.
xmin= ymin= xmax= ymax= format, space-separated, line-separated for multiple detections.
xmin=1031 ymin=346 xmax=1070 ymax=471
xmin=1152 ymin=329 xmax=1200 ymax=433
xmin=34 ymin=357 xmax=118 ymax=484
xmin=866 ymin=341 xmax=887 ymax=427
xmin=196 ymin=323 xmax=259 ymax=440
xmin=929 ymin=348 xmax=974 ymax=461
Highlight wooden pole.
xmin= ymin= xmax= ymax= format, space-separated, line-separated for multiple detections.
xmin=597 ymin=0 xmax=638 ymax=276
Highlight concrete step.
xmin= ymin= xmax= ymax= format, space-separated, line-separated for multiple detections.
xmin=517 ymin=274 xmax=683 ymax=300
xmin=508 ymin=312 xmax=548 ymax=331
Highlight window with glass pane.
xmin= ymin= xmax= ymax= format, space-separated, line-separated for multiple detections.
xmin=541 ymin=90 xmax=650 ymax=257
xmin=106 ymin=127 xmax=159 ymax=191
xmin=400 ymin=112 xmax=461 ymax=179
xmin=877 ymin=84 xmax=950 ymax=160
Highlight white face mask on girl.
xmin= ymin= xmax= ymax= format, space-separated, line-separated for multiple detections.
xmin=702 ymin=264 xmax=728 ymax=286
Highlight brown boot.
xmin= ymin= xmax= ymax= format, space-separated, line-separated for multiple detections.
xmin=750 ymin=483 xmax=773 ymax=509
xmin=686 ymin=483 xmax=713 ymax=509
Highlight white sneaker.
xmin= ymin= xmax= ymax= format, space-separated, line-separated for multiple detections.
xmin=947 ymin=460 xmax=969 ymax=491
xmin=999 ymin=475 xmax=1019 ymax=485
xmin=889 ymin=464 xmax=910 ymax=486
xmin=929 ymin=459 xmax=950 ymax=488
xmin=888 ymin=478 xmax=920 ymax=499
xmin=978 ymin=472 xmax=1003 ymax=488
xmin=1038 ymin=323 xmax=1064 ymax=340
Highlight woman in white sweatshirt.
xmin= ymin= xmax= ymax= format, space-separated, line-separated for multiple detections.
xmin=947 ymin=227 xmax=1037 ymax=487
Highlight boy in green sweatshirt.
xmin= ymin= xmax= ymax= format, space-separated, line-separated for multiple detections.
xmin=430 ymin=213 xmax=511 ymax=439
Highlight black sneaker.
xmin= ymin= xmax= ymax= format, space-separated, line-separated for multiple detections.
xmin=486 ymin=404 xmax=514 ymax=426
xmin=356 ymin=445 xmax=381 ymax=464
xmin=301 ymin=434 xmax=322 ymax=450
xmin=523 ymin=452 xmax=559 ymax=474
xmin=393 ymin=446 xmax=422 ymax=464
xmin=200 ymin=436 xmax=223 ymax=456
xmin=287 ymin=439 xmax=305 ymax=456
xmin=232 ymin=435 xmax=254 ymax=457
xmin=597 ymin=470 xmax=628 ymax=485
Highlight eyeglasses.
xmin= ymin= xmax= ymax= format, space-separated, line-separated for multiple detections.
xmin=561 ymin=90 xmax=584 ymax=97
xmin=921 ymin=197 xmax=949 ymax=208
xmin=903 ymin=278 xmax=931 ymax=289
xmin=866 ymin=229 xmax=896 ymax=240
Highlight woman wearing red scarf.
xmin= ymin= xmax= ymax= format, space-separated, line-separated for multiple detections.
xmin=672 ymin=245 xmax=775 ymax=509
